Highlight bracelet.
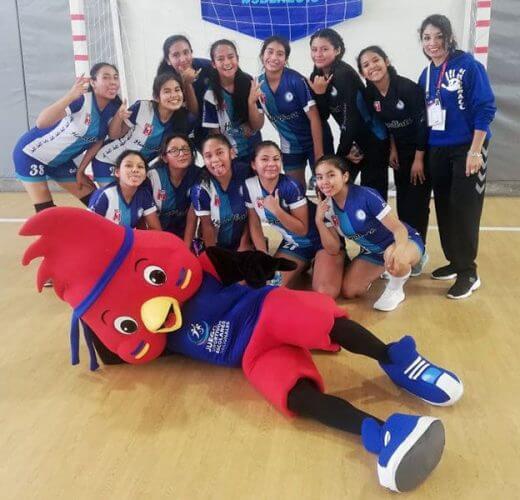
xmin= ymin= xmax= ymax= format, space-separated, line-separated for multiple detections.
xmin=467 ymin=151 xmax=483 ymax=158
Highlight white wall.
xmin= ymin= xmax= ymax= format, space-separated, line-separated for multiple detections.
xmin=118 ymin=0 xmax=471 ymax=143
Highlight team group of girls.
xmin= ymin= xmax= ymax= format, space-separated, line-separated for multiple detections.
xmin=13 ymin=14 xmax=496 ymax=307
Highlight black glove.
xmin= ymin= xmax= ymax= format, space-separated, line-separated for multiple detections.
xmin=205 ymin=247 xmax=297 ymax=288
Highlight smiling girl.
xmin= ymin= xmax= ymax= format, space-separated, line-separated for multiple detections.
xmin=13 ymin=63 xmax=121 ymax=211
xmin=245 ymin=141 xmax=322 ymax=287
xmin=257 ymin=36 xmax=323 ymax=187
xmin=89 ymin=150 xmax=161 ymax=230
xmin=357 ymin=46 xmax=431 ymax=274
xmin=157 ymin=35 xmax=212 ymax=149
xmin=191 ymin=134 xmax=251 ymax=251
xmin=203 ymin=39 xmax=264 ymax=173
xmin=314 ymin=155 xmax=424 ymax=311
xmin=147 ymin=133 xmax=201 ymax=246
xmin=78 ymin=72 xmax=194 ymax=187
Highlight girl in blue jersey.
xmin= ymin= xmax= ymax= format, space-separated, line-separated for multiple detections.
xmin=78 ymin=72 xmax=194 ymax=186
xmin=245 ymin=140 xmax=322 ymax=287
xmin=418 ymin=15 xmax=496 ymax=300
xmin=258 ymin=36 xmax=323 ymax=187
xmin=13 ymin=62 xmax=121 ymax=212
xmin=147 ymin=133 xmax=200 ymax=246
xmin=203 ymin=40 xmax=264 ymax=174
xmin=313 ymin=155 xmax=424 ymax=312
xmin=157 ymin=35 xmax=212 ymax=150
xmin=89 ymin=150 xmax=161 ymax=230
xmin=308 ymin=29 xmax=390 ymax=200
xmin=191 ymin=134 xmax=251 ymax=251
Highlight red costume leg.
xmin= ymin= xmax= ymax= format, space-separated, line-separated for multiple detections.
xmin=242 ymin=288 xmax=348 ymax=416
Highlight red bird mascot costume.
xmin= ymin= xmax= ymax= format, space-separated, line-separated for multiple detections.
xmin=21 ymin=207 xmax=464 ymax=493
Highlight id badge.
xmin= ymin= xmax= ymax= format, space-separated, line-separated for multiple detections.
xmin=432 ymin=110 xmax=446 ymax=131
xmin=427 ymin=100 xmax=443 ymax=127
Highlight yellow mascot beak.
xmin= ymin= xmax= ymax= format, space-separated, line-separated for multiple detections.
xmin=141 ymin=297 xmax=182 ymax=333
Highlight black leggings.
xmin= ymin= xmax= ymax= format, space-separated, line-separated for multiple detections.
xmin=287 ymin=317 xmax=388 ymax=435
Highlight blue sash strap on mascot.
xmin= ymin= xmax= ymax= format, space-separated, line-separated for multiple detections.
xmin=69 ymin=226 xmax=135 ymax=370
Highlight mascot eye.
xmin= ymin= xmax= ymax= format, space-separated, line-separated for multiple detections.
xmin=143 ymin=265 xmax=167 ymax=286
xmin=114 ymin=316 xmax=139 ymax=335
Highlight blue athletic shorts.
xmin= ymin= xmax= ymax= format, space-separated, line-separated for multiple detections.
xmin=13 ymin=135 xmax=78 ymax=183
xmin=276 ymin=238 xmax=322 ymax=263
xmin=355 ymin=227 xmax=425 ymax=267
xmin=282 ymin=149 xmax=314 ymax=172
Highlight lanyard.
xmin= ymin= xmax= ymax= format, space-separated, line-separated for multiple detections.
xmin=425 ymin=61 xmax=448 ymax=102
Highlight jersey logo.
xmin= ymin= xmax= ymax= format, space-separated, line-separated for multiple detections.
xmin=330 ymin=86 xmax=338 ymax=97
xmin=396 ymin=99 xmax=405 ymax=110
xmin=355 ymin=209 xmax=366 ymax=221
xmin=158 ymin=189 xmax=167 ymax=201
xmin=373 ymin=101 xmax=381 ymax=112
xmin=113 ymin=209 xmax=121 ymax=224
xmin=143 ymin=123 xmax=153 ymax=136
xmin=213 ymin=196 xmax=221 ymax=208
xmin=256 ymin=198 xmax=264 ymax=208
xmin=284 ymin=91 xmax=294 ymax=102
xmin=189 ymin=322 xmax=210 ymax=345
xmin=331 ymin=215 xmax=339 ymax=227
xmin=84 ymin=113 xmax=91 ymax=126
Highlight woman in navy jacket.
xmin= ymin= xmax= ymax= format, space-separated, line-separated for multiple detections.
xmin=418 ymin=14 xmax=496 ymax=299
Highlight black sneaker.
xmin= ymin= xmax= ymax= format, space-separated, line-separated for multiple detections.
xmin=431 ymin=264 xmax=457 ymax=280
xmin=447 ymin=274 xmax=481 ymax=299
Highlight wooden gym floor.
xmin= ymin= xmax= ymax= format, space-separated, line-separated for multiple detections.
xmin=1 ymin=192 xmax=519 ymax=499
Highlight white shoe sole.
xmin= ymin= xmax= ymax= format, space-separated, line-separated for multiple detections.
xmin=431 ymin=272 xmax=457 ymax=281
xmin=447 ymin=277 xmax=481 ymax=299
xmin=373 ymin=291 xmax=405 ymax=312
xmin=378 ymin=417 xmax=445 ymax=492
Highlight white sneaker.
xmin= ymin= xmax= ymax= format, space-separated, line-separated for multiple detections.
xmin=373 ymin=286 xmax=405 ymax=311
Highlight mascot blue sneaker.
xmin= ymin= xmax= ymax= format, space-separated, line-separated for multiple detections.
xmin=381 ymin=336 xmax=463 ymax=405
xmin=362 ymin=413 xmax=445 ymax=492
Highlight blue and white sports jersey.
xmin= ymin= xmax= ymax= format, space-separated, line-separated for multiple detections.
xmin=95 ymin=100 xmax=193 ymax=165
xmin=202 ymin=87 xmax=262 ymax=159
xmin=324 ymin=184 xmax=397 ymax=254
xmin=167 ymin=273 xmax=273 ymax=367
xmin=147 ymin=162 xmax=201 ymax=236
xmin=89 ymin=182 xmax=157 ymax=228
xmin=191 ymin=165 xmax=248 ymax=250
xmin=244 ymin=174 xmax=319 ymax=250
xmin=22 ymin=93 xmax=118 ymax=167
xmin=258 ymin=68 xmax=315 ymax=154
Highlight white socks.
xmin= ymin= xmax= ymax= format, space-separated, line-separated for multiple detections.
xmin=373 ymin=270 xmax=411 ymax=312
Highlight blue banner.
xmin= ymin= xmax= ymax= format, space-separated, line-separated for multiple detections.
xmin=200 ymin=0 xmax=363 ymax=41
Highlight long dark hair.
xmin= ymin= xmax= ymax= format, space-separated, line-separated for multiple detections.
xmin=309 ymin=28 xmax=345 ymax=77
xmin=160 ymin=132 xmax=196 ymax=159
xmin=209 ymin=39 xmax=252 ymax=124
xmin=260 ymin=36 xmax=291 ymax=63
xmin=87 ymin=62 xmax=121 ymax=105
xmin=157 ymin=35 xmax=192 ymax=76
xmin=152 ymin=72 xmax=184 ymax=101
xmin=356 ymin=46 xmax=398 ymax=84
xmin=419 ymin=14 xmax=458 ymax=58
xmin=199 ymin=133 xmax=233 ymax=186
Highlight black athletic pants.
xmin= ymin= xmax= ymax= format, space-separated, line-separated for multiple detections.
xmin=287 ymin=317 xmax=388 ymax=435
xmin=428 ymin=141 xmax=488 ymax=275
xmin=347 ymin=138 xmax=390 ymax=201
xmin=394 ymin=143 xmax=432 ymax=244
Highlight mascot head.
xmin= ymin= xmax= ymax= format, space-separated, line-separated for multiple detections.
xmin=20 ymin=207 xmax=203 ymax=368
